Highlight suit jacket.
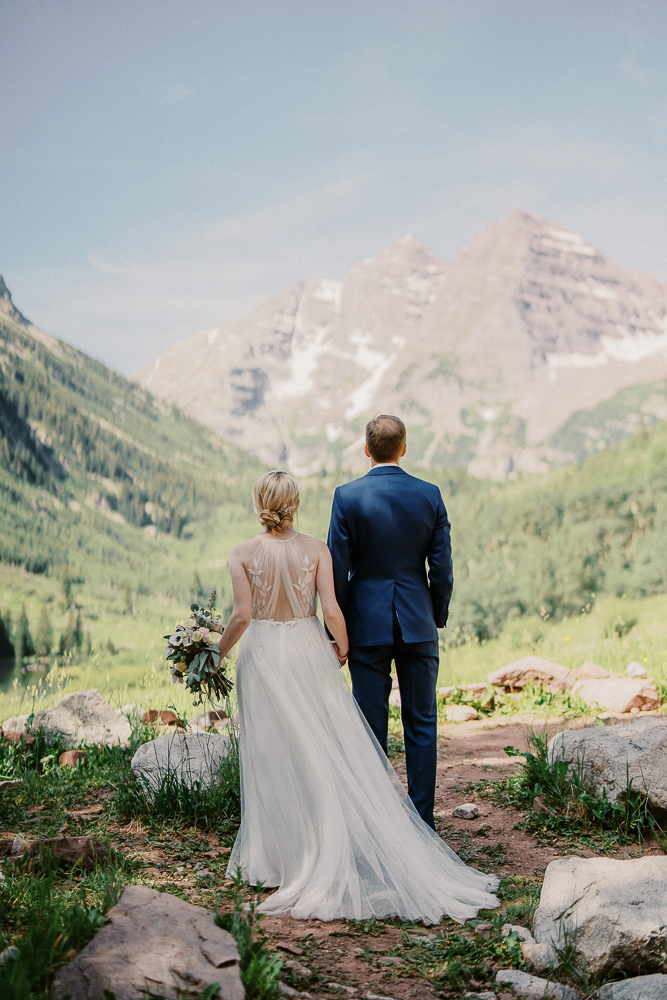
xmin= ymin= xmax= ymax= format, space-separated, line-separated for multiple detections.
xmin=327 ymin=465 xmax=453 ymax=646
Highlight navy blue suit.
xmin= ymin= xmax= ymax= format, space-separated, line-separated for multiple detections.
xmin=327 ymin=465 xmax=453 ymax=829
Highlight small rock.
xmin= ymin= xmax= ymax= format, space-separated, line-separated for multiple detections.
xmin=143 ymin=709 xmax=184 ymax=727
xmin=474 ymin=922 xmax=493 ymax=939
xmin=476 ymin=822 xmax=491 ymax=836
xmin=464 ymin=993 xmax=495 ymax=1000
xmin=599 ymin=974 xmax=667 ymax=999
xmin=282 ymin=959 xmax=311 ymax=981
xmin=501 ymin=923 xmax=534 ymax=942
xmin=11 ymin=834 xmax=27 ymax=855
xmin=59 ymin=750 xmax=87 ymax=768
xmin=377 ymin=956 xmax=403 ymax=966
xmin=496 ymin=968 xmax=580 ymax=999
xmin=0 ymin=779 xmax=22 ymax=796
xmin=532 ymin=795 xmax=552 ymax=815
xmin=0 ymin=945 xmax=20 ymax=966
xmin=53 ymin=884 xmax=243 ymax=1000
xmin=2 ymin=729 xmax=35 ymax=745
xmin=276 ymin=941 xmax=304 ymax=956
xmin=445 ymin=704 xmax=479 ymax=722
xmin=453 ymin=803 xmax=479 ymax=820
xmin=626 ymin=661 xmax=647 ymax=678
xmin=28 ymin=836 xmax=108 ymax=870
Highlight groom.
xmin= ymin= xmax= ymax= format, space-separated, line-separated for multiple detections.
xmin=327 ymin=415 xmax=453 ymax=830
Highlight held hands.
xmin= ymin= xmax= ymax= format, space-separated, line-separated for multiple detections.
xmin=332 ymin=643 xmax=348 ymax=667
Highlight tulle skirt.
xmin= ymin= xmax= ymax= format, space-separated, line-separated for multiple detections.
xmin=227 ymin=616 xmax=499 ymax=923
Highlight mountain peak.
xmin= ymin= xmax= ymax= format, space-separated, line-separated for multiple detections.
xmin=0 ymin=274 xmax=28 ymax=325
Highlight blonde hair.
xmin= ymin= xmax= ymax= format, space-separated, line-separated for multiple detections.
xmin=253 ymin=471 xmax=300 ymax=534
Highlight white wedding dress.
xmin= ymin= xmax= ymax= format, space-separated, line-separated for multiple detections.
xmin=227 ymin=533 xmax=499 ymax=923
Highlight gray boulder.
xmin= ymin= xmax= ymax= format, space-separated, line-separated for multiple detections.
xmin=131 ymin=731 xmax=230 ymax=798
xmin=2 ymin=689 xmax=131 ymax=747
xmin=548 ymin=717 xmax=667 ymax=809
xmin=599 ymin=974 xmax=667 ymax=999
xmin=570 ymin=677 xmax=660 ymax=713
xmin=53 ymin=884 xmax=243 ymax=1000
xmin=495 ymin=969 xmax=579 ymax=998
xmin=526 ymin=856 xmax=667 ymax=977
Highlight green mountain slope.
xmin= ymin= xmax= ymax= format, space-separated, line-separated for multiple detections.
xmin=547 ymin=378 xmax=667 ymax=462
xmin=0 ymin=277 xmax=263 ymax=594
xmin=433 ymin=422 xmax=667 ymax=641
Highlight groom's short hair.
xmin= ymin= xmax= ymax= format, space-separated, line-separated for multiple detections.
xmin=366 ymin=414 xmax=406 ymax=463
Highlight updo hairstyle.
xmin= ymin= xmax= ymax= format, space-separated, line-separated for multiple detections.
xmin=253 ymin=470 xmax=300 ymax=534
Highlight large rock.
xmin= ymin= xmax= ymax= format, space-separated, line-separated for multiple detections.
xmin=570 ymin=677 xmax=660 ymax=713
xmin=496 ymin=969 xmax=579 ymax=999
xmin=548 ymin=717 xmax=667 ymax=810
xmin=53 ymin=884 xmax=244 ymax=1000
xmin=2 ymin=690 xmax=131 ymax=747
xmin=599 ymin=974 xmax=667 ymax=999
xmin=485 ymin=657 xmax=573 ymax=692
xmin=526 ymin=856 xmax=667 ymax=977
xmin=131 ymin=731 xmax=230 ymax=798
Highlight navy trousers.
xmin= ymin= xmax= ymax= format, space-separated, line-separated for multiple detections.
xmin=348 ymin=613 xmax=439 ymax=830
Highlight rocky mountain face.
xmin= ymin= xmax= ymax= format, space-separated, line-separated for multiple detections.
xmin=135 ymin=210 xmax=667 ymax=478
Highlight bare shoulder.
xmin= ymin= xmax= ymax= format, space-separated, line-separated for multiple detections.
xmin=298 ymin=533 xmax=330 ymax=560
xmin=229 ymin=535 xmax=261 ymax=565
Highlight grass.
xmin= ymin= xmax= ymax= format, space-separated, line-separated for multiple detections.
xmin=215 ymin=870 xmax=283 ymax=1000
xmin=483 ymin=731 xmax=666 ymax=850
xmin=0 ymin=851 xmax=125 ymax=1000
xmin=0 ymin=710 xmax=272 ymax=1000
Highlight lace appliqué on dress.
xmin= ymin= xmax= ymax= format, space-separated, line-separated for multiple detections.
xmin=247 ymin=536 xmax=317 ymax=621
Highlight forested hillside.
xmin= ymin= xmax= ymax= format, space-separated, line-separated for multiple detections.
xmin=0 ymin=279 xmax=263 ymax=597
xmin=435 ymin=424 xmax=667 ymax=642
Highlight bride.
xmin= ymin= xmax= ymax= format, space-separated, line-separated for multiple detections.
xmin=215 ymin=470 xmax=499 ymax=923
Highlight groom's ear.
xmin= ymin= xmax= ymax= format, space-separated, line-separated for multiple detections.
xmin=401 ymin=443 xmax=407 ymax=458
xmin=364 ymin=443 xmax=371 ymax=458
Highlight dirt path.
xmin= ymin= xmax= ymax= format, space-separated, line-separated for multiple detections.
xmin=54 ymin=713 xmax=663 ymax=999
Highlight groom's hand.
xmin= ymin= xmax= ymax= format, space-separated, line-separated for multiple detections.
xmin=332 ymin=643 xmax=348 ymax=666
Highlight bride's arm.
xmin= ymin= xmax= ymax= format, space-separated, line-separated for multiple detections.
xmin=316 ymin=544 xmax=349 ymax=662
xmin=217 ymin=549 xmax=252 ymax=660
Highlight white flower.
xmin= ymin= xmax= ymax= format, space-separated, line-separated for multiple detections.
xmin=182 ymin=636 xmax=193 ymax=647
xmin=192 ymin=630 xmax=203 ymax=642
xmin=185 ymin=618 xmax=196 ymax=628
xmin=170 ymin=633 xmax=183 ymax=645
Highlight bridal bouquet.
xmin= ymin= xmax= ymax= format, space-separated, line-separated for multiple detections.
xmin=163 ymin=592 xmax=234 ymax=705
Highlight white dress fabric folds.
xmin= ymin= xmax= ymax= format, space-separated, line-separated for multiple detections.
xmin=227 ymin=533 xmax=499 ymax=923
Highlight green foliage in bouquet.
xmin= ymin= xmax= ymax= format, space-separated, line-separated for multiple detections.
xmin=164 ymin=591 xmax=233 ymax=705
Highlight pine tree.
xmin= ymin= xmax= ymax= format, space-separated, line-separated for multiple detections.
xmin=73 ymin=609 xmax=83 ymax=651
xmin=192 ymin=571 xmax=203 ymax=602
xmin=121 ymin=581 xmax=132 ymax=615
xmin=58 ymin=612 xmax=76 ymax=656
xmin=35 ymin=604 xmax=53 ymax=658
xmin=61 ymin=565 xmax=72 ymax=608
xmin=0 ymin=611 xmax=14 ymax=661
xmin=14 ymin=604 xmax=35 ymax=668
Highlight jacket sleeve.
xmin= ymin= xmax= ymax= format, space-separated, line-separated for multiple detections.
xmin=327 ymin=488 xmax=352 ymax=615
xmin=427 ymin=493 xmax=453 ymax=628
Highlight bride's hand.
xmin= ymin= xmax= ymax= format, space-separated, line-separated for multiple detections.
xmin=332 ymin=643 xmax=348 ymax=666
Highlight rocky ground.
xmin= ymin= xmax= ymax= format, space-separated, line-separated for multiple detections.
xmin=3 ymin=709 xmax=665 ymax=998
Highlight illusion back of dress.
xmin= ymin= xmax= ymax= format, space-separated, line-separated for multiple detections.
xmin=247 ymin=534 xmax=317 ymax=621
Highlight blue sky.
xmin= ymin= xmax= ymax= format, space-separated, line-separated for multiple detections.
xmin=1 ymin=0 xmax=666 ymax=373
